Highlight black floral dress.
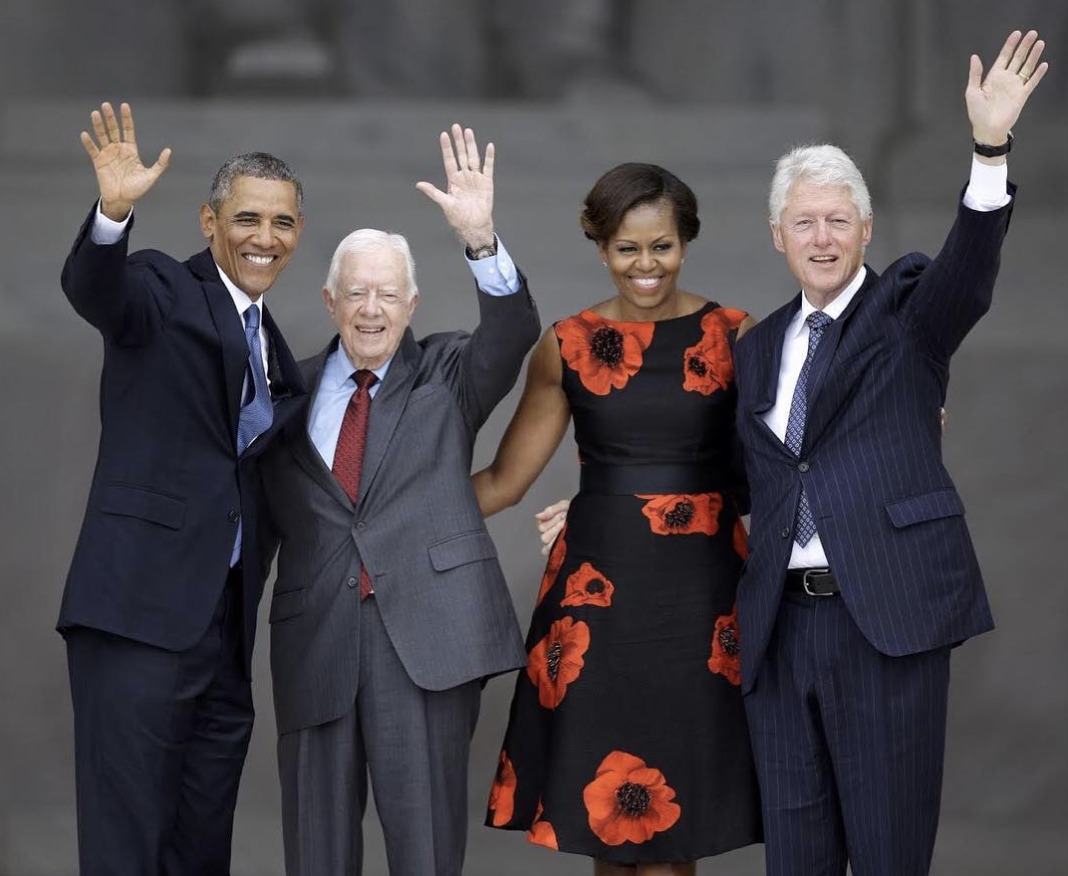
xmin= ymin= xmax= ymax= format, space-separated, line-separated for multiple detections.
xmin=486 ymin=302 xmax=762 ymax=864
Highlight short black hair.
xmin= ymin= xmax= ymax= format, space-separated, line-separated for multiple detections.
xmin=580 ymin=163 xmax=700 ymax=244
xmin=208 ymin=152 xmax=304 ymax=213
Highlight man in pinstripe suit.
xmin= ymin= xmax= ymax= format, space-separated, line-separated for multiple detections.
xmin=733 ymin=30 xmax=1048 ymax=876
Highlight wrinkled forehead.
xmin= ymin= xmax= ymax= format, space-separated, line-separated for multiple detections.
xmin=785 ymin=179 xmax=860 ymax=216
xmin=337 ymin=245 xmax=409 ymax=289
xmin=219 ymin=175 xmax=301 ymax=216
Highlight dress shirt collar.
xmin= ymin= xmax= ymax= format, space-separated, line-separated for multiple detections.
xmin=789 ymin=266 xmax=867 ymax=338
xmin=323 ymin=341 xmax=393 ymax=392
xmin=214 ymin=260 xmax=263 ymax=324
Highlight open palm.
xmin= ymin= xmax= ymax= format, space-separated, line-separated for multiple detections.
xmin=416 ymin=124 xmax=495 ymax=247
xmin=966 ymin=30 xmax=1048 ymax=143
xmin=81 ymin=102 xmax=170 ymax=217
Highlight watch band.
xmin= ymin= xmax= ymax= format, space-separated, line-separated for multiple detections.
xmin=974 ymin=131 xmax=1012 ymax=157
xmin=465 ymin=239 xmax=498 ymax=260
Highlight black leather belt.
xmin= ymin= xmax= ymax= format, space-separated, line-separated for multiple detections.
xmin=579 ymin=461 xmax=721 ymax=495
xmin=785 ymin=567 xmax=839 ymax=597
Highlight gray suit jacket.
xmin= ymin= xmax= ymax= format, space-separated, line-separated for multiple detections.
xmin=262 ymin=279 xmax=539 ymax=735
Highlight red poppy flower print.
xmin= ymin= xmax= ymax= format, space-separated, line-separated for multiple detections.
xmin=488 ymin=750 xmax=517 ymax=826
xmin=708 ymin=604 xmax=741 ymax=686
xmin=583 ymin=750 xmax=681 ymax=845
xmin=560 ymin=562 xmax=614 ymax=608
xmin=556 ymin=311 xmax=654 ymax=396
xmin=536 ymin=525 xmax=568 ymax=607
xmin=637 ymin=493 xmax=723 ymax=536
xmin=732 ymin=517 xmax=749 ymax=560
xmin=526 ymin=617 xmax=591 ymax=709
xmin=527 ymin=801 xmax=559 ymax=850
xmin=682 ymin=307 xmax=747 ymax=396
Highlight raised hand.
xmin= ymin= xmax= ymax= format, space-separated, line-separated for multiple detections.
xmin=967 ymin=30 xmax=1048 ymax=148
xmin=415 ymin=123 xmax=495 ymax=250
xmin=80 ymin=102 xmax=171 ymax=221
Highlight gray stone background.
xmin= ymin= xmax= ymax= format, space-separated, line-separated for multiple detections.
xmin=1 ymin=1 xmax=1065 ymax=873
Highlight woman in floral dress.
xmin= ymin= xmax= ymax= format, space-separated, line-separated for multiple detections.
xmin=473 ymin=163 xmax=761 ymax=874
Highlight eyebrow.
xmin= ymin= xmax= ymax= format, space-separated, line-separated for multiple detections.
xmin=231 ymin=211 xmax=298 ymax=223
xmin=613 ymin=235 xmax=672 ymax=244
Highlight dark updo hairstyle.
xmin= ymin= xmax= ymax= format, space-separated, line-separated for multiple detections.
xmin=580 ymin=163 xmax=700 ymax=245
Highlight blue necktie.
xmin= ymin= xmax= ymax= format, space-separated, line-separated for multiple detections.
xmin=230 ymin=305 xmax=274 ymax=565
xmin=784 ymin=310 xmax=833 ymax=547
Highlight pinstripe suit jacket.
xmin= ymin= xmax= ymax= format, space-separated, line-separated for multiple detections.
xmin=261 ymin=280 xmax=539 ymax=735
xmin=734 ymin=191 xmax=1015 ymax=694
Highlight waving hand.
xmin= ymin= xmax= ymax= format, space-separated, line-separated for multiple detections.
xmin=416 ymin=123 xmax=496 ymax=250
xmin=967 ymin=30 xmax=1048 ymax=150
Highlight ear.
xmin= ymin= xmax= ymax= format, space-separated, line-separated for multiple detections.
xmin=596 ymin=241 xmax=608 ymax=265
xmin=861 ymin=213 xmax=873 ymax=248
xmin=321 ymin=285 xmax=335 ymax=317
xmin=407 ymin=291 xmax=420 ymax=319
xmin=770 ymin=220 xmax=786 ymax=253
xmin=199 ymin=204 xmax=215 ymax=241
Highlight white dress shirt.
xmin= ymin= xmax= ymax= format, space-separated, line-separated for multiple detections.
xmin=765 ymin=157 xmax=1011 ymax=569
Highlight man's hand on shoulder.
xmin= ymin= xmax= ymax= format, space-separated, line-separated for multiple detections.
xmin=80 ymin=102 xmax=171 ymax=221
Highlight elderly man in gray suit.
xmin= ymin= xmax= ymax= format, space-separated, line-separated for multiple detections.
xmin=260 ymin=124 xmax=539 ymax=876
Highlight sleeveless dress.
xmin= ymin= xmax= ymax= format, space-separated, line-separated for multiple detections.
xmin=486 ymin=301 xmax=762 ymax=864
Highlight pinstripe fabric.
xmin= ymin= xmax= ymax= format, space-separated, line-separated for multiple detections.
xmin=734 ymin=190 xmax=1015 ymax=875
xmin=744 ymin=593 xmax=950 ymax=876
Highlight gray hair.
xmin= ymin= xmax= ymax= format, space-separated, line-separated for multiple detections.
xmin=325 ymin=229 xmax=419 ymax=301
xmin=768 ymin=144 xmax=871 ymax=224
xmin=208 ymin=152 xmax=304 ymax=214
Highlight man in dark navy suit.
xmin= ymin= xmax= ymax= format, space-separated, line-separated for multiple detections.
xmin=59 ymin=102 xmax=307 ymax=875
xmin=733 ymin=31 xmax=1048 ymax=876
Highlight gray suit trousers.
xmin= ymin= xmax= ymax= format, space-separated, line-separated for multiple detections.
xmin=278 ymin=597 xmax=482 ymax=876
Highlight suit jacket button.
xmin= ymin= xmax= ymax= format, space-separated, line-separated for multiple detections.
xmin=355 ymin=521 xmax=367 ymax=531
xmin=780 ymin=527 xmax=790 ymax=538
xmin=228 ymin=510 xmax=240 ymax=523
xmin=798 ymin=461 xmax=810 ymax=472
xmin=347 ymin=576 xmax=358 ymax=588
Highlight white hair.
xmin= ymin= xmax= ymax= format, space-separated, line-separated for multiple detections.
xmin=768 ymin=144 xmax=872 ymax=224
xmin=325 ymin=229 xmax=418 ymax=300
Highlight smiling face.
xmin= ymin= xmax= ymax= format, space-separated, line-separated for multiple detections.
xmin=323 ymin=245 xmax=418 ymax=371
xmin=771 ymin=180 xmax=872 ymax=308
xmin=200 ymin=175 xmax=303 ymax=300
xmin=597 ymin=199 xmax=687 ymax=319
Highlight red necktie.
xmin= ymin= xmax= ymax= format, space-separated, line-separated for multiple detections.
xmin=332 ymin=369 xmax=378 ymax=599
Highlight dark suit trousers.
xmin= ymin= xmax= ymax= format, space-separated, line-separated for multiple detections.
xmin=277 ymin=596 xmax=481 ymax=876
xmin=744 ymin=589 xmax=951 ymax=876
xmin=66 ymin=569 xmax=253 ymax=876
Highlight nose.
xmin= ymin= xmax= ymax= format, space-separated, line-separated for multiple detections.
xmin=813 ymin=220 xmax=833 ymax=247
xmin=251 ymin=221 xmax=274 ymax=248
xmin=637 ymin=249 xmax=655 ymax=272
xmin=361 ymin=292 xmax=382 ymax=316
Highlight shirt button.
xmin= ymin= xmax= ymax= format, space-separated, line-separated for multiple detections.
xmin=780 ymin=527 xmax=791 ymax=539
xmin=798 ymin=461 xmax=810 ymax=473
xmin=355 ymin=521 xmax=367 ymax=531
xmin=347 ymin=576 xmax=358 ymax=588
xmin=228 ymin=510 xmax=240 ymax=523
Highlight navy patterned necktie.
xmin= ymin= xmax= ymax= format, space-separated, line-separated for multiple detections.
xmin=784 ymin=310 xmax=833 ymax=546
xmin=230 ymin=305 xmax=274 ymax=565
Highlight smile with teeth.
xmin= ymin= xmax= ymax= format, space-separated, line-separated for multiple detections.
xmin=810 ymin=256 xmax=837 ymax=262
xmin=357 ymin=326 xmax=385 ymax=334
xmin=242 ymin=253 xmax=277 ymax=266
xmin=630 ymin=276 xmax=662 ymax=288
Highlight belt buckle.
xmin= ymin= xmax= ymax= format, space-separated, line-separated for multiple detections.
xmin=802 ymin=567 xmax=833 ymax=597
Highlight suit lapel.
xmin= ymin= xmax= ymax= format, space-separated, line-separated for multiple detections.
xmin=755 ymin=294 xmax=801 ymax=414
xmin=803 ymin=266 xmax=879 ymax=452
xmin=289 ymin=343 xmax=355 ymax=512
xmin=358 ymin=330 xmax=421 ymax=507
xmin=190 ymin=249 xmax=247 ymax=443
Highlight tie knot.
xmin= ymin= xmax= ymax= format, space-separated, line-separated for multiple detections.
xmin=807 ymin=311 xmax=832 ymax=333
xmin=353 ymin=369 xmax=378 ymax=391
xmin=244 ymin=305 xmax=261 ymax=332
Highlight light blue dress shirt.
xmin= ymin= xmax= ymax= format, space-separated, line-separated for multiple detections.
xmin=309 ymin=237 xmax=521 ymax=468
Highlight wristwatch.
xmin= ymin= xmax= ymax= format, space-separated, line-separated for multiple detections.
xmin=466 ymin=238 xmax=498 ymax=260
xmin=974 ymin=132 xmax=1012 ymax=158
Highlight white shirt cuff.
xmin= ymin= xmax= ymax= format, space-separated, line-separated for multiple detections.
xmin=962 ymin=156 xmax=1011 ymax=212
xmin=90 ymin=199 xmax=132 ymax=245
xmin=466 ymin=235 xmax=521 ymax=296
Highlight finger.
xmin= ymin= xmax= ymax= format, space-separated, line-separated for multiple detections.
xmin=415 ymin=181 xmax=448 ymax=205
xmin=535 ymin=499 xmax=569 ymax=519
xmin=91 ymin=110 xmax=108 ymax=147
xmin=992 ymin=30 xmax=1022 ymax=70
xmin=438 ymin=130 xmax=459 ymax=178
xmin=1018 ymin=39 xmax=1045 ymax=80
xmin=120 ymin=102 xmax=136 ymax=144
xmin=1009 ymin=29 xmax=1039 ymax=73
xmin=150 ymin=147 xmax=171 ymax=176
xmin=102 ymin=102 xmax=121 ymax=143
xmin=79 ymin=131 xmax=100 ymax=160
xmin=451 ymin=122 xmax=470 ymax=171
xmin=483 ymin=142 xmax=495 ymax=180
xmin=1025 ymin=60 xmax=1049 ymax=93
xmin=968 ymin=54 xmax=983 ymax=91
xmin=464 ymin=127 xmax=480 ymax=171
